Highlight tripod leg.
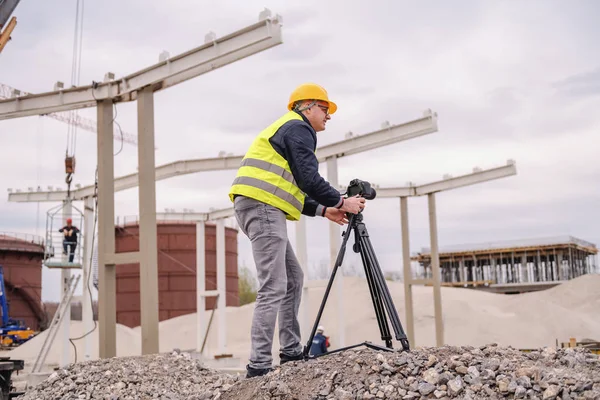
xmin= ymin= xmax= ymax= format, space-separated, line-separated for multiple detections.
xmin=354 ymin=226 xmax=393 ymax=348
xmin=303 ymin=216 xmax=355 ymax=359
xmin=360 ymin=232 xmax=410 ymax=350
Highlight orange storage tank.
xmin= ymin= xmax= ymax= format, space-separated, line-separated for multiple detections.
xmin=0 ymin=233 xmax=46 ymax=330
xmin=114 ymin=221 xmax=239 ymax=328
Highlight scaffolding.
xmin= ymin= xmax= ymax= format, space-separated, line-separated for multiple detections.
xmin=413 ymin=235 xmax=598 ymax=293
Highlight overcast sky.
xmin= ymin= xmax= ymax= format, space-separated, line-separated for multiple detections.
xmin=0 ymin=0 xmax=599 ymax=302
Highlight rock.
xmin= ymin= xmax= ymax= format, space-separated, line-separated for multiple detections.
xmin=467 ymin=366 xmax=480 ymax=378
xmin=447 ymin=376 xmax=464 ymax=397
xmin=483 ymin=358 xmax=501 ymax=371
xmin=456 ymin=365 xmax=469 ymax=375
xmin=543 ymin=385 xmax=560 ymax=400
xmin=427 ymin=355 xmax=438 ymax=367
xmin=515 ymin=386 xmax=527 ymax=398
xmin=334 ymin=388 xmax=353 ymax=400
xmin=438 ymin=372 xmax=453 ymax=385
xmin=498 ymin=378 xmax=510 ymax=393
xmin=422 ymin=368 xmax=439 ymax=385
xmin=517 ymin=375 xmax=532 ymax=389
xmin=418 ymin=382 xmax=436 ymax=396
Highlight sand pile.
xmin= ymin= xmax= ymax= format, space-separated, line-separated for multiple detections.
xmin=150 ymin=274 xmax=600 ymax=363
xmin=4 ymin=321 xmax=141 ymax=371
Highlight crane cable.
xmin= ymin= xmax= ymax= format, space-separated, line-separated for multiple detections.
xmin=65 ymin=0 xmax=85 ymax=196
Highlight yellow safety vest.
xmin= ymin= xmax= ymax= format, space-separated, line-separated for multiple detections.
xmin=229 ymin=111 xmax=307 ymax=221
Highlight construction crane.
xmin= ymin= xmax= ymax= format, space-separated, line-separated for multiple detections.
xmin=0 ymin=0 xmax=20 ymax=54
xmin=0 ymin=82 xmax=139 ymax=146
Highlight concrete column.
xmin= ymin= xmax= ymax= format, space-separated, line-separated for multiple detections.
xmin=216 ymin=219 xmax=227 ymax=354
xmin=552 ymin=248 xmax=557 ymax=281
xmin=400 ymin=197 xmax=414 ymax=346
xmin=82 ymin=196 xmax=95 ymax=361
xmin=427 ymin=193 xmax=444 ymax=347
xmin=326 ymin=156 xmax=344 ymax=347
xmin=97 ymin=99 xmax=117 ymax=359
xmin=295 ymin=216 xmax=309 ymax=338
xmin=511 ymin=252 xmax=517 ymax=283
xmin=568 ymin=248 xmax=573 ymax=279
xmin=137 ymin=86 xmax=160 ymax=355
xmin=537 ymin=250 xmax=542 ymax=282
xmin=196 ymin=220 xmax=206 ymax=352
xmin=60 ymin=199 xmax=72 ymax=367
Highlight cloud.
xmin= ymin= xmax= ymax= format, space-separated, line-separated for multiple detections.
xmin=553 ymin=67 xmax=600 ymax=98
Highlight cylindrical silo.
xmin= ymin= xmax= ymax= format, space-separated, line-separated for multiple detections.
xmin=114 ymin=220 xmax=239 ymax=328
xmin=0 ymin=233 xmax=46 ymax=330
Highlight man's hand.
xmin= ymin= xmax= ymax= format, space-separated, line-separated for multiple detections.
xmin=340 ymin=195 xmax=366 ymax=214
xmin=325 ymin=208 xmax=349 ymax=226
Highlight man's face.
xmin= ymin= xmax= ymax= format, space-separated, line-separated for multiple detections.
xmin=302 ymin=100 xmax=331 ymax=132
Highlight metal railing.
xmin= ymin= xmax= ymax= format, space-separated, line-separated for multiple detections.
xmin=0 ymin=231 xmax=45 ymax=251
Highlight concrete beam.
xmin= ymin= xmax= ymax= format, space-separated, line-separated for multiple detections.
xmin=415 ymin=161 xmax=517 ymax=195
xmin=0 ymin=16 xmax=283 ymax=119
xmin=316 ymin=109 xmax=437 ymax=159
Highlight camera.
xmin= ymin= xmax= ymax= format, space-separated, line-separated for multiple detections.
xmin=346 ymin=179 xmax=376 ymax=200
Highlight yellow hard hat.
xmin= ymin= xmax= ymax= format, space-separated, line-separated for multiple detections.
xmin=287 ymin=83 xmax=338 ymax=114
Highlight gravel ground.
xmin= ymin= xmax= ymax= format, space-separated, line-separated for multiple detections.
xmin=15 ymin=345 xmax=600 ymax=400
xmin=222 ymin=344 xmax=600 ymax=400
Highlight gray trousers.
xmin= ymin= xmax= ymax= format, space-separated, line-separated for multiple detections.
xmin=234 ymin=195 xmax=304 ymax=369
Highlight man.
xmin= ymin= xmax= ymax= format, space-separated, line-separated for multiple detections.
xmin=309 ymin=325 xmax=330 ymax=357
xmin=58 ymin=218 xmax=79 ymax=263
xmin=229 ymin=83 xmax=366 ymax=378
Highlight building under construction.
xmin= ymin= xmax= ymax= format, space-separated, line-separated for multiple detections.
xmin=412 ymin=236 xmax=598 ymax=293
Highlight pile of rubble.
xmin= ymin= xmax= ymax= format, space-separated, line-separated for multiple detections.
xmin=223 ymin=344 xmax=600 ymax=400
xmin=17 ymin=344 xmax=600 ymax=400
xmin=16 ymin=350 xmax=240 ymax=400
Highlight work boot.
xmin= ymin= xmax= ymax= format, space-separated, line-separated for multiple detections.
xmin=245 ymin=365 xmax=272 ymax=379
xmin=279 ymin=352 xmax=304 ymax=365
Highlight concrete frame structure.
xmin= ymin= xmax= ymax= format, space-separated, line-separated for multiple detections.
xmin=1 ymin=12 xmax=285 ymax=358
xmin=412 ymin=235 xmax=598 ymax=294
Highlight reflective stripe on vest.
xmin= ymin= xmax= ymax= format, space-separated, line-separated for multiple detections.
xmin=231 ymin=176 xmax=303 ymax=212
xmin=238 ymin=158 xmax=298 ymax=187
xmin=228 ymin=111 xmax=308 ymax=221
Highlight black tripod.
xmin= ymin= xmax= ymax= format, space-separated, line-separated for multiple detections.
xmin=303 ymin=211 xmax=410 ymax=359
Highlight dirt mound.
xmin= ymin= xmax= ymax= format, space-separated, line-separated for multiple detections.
xmin=222 ymin=345 xmax=600 ymax=400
